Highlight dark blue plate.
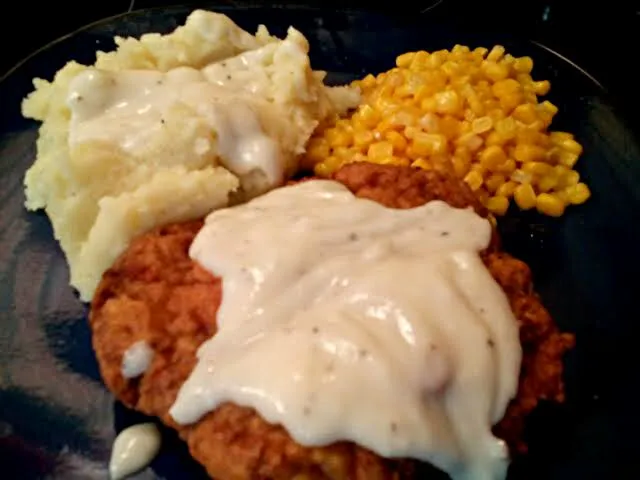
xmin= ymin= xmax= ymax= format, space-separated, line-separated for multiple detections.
xmin=1 ymin=5 xmax=638 ymax=479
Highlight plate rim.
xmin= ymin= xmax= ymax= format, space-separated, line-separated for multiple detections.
xmin=0 ymin=3 xmax=606 ymax=95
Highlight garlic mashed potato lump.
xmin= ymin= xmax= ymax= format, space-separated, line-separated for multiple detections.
xmin=21 ymin=9 xmax=359 ymax=301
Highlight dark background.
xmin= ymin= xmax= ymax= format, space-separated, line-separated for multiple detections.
xmin=4 ymin=1 xmax=638 ymax=85
xmin=1 ymin=2 xmax=638 ymax=479
xmin=2 ymin=0 xmax=639 ymax=130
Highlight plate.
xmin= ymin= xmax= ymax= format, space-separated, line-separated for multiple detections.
xmin=0 ymin=5 xmax=637 ymax=479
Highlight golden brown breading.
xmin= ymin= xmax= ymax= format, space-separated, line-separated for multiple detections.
xmin=90 ymin=164 xmax=574 ymax=479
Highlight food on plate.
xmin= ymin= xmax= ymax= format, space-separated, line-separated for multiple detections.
xmin=21 ymin=9 xmax=359 ymax=301
xmin=18 ymin=8 xmax=581 ymax=479
xmin=90 ymin=164 xmax=574 ymax=480
xmin=109 ymin=423 xmax=161 ymax=480
xmin=303 ymin=45 xmax=590 ymax=217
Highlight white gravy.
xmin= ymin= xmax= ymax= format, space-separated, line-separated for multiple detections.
xmin=121 ymin=340 xmax=154 ymax=379
xmin=169 ymin=180 xmax=522 ymax=480
xmin=66 ymin=51 xmax=287 ymax=191
xmin=109 ymin=423 xmax=161 ymax=480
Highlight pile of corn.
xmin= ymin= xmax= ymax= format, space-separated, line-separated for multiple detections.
xmin=302 ymin=45 xmax=591 ymax=217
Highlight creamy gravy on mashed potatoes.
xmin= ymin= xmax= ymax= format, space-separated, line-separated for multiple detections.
xmin=22 ymin=10 xmax=358 ymax=301
xmin=173 ymin=180 xmax=522 ymax=480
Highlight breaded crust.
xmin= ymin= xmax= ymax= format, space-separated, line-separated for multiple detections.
xmin=90 ymin=164 xmax=574 ymax=480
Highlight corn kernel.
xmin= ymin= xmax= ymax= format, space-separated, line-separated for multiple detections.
xmin=380 ymin=155 xmax=409 ymax=166
xmin=539 ymin=100 xmax=558 ymax=116
xmin=492 ymin=78 xmax=521 ymax=97
xmin=333 ymin=146 xmax=351 ymax=159
xmin=513 ymin=143 xmax=547 ymax=163
xmin=439 ymin=116 xmax=460 ymax=138
xmin=457 ymin=133 xmax=484 ymax=152
xmin=314 ymin=162 xmax=333 ymax=177
xmin=374 ymin=118 xmax=396 ymax=136
xmin=324 ymin=128 xmax=341 ymax=146
xmin=420 ymin=96 xmax=438 ymax=112
xmin=335 ymin=130 xmax=353 ymax=148
xmin=426 ymin=52 xmax=445 ymax=69
xmin=405 ymin=145 xmax=422 ymax=160
xmin=419 ymin=112 xmax=441 ymax=133
xmin=499 ymin=92 xmax=524 ymax=112
xmin=497 ymin=159 xmax=517 ymax=174
xmin=354 ymin=104 xmax=380 ymax=128
xmin=474 ymin=47 xmax=489 ymax=58
xmin=537 ymin=175 xmax=559 ymax=192
xmin=532 ymin=80 xmax=551 ymax=96
xmin=360 ymin=74 xmax=376 ymax=90
xmin=513 ymin=183 xmax=536 ymax=210
xmin=514 ymin=56 xmax=534 ymax=74
xmin=555 ymin=188 xmax=570 ymax=204
xmin=472 ymin=116 xmax=493 ymax=134
xmin=464 ymin=171 xmax=484 ymax=191
xmin=454 ymin=146 xmax=472 ymax=164
xmin=495 ymin=117 xmax=518 ymax=141
xmin=468 ymin=96 xmax=485 ymax=116
xmin=353 ymin=129 xmax=374 ymax=148
xmin=396 ymin=52 xmax=416 ymax=68
xmin=487 ymin=109 xmax=507 ymax=123
xmin=511 ymin=103 xmax=538 ymax=124
xmin=485 ymin=173 xmax=506 ymax=193
xmin=536 ymin=193 xmax=565 ymax=217
xmin=558 ymin=169 xmax=580 ymax=187
xmin=511 ymin=169 xmax=533 ymax=184
xmin=550 ymin=131 xmax=574 ymax=144
xmin=517 ymin=72 xmax=533 ymax=85
xmin=412 ymin=133 xmax=448 ymax=156
xmin=556 ymin=150 xmax=580 ymax=168
xmin=434 ymin=90 xmax=462 ymax=115
xmin=482 ymin=61 xmax=510 ymax=81
xmin=479 ymin=145 xmax=508 ymax=170
xmin=487 ymin=45 xmax=506 ymax=62
xmin=486 ymin=195 xmax=510 ymax=215
xmin=485 ymin=131 xmax=506 ymax=146
xmin=441 ymin=61 xmax=461 ymax=78
xmin=385 ymin=130 xmax=408 ymax=153
xmin=502 ymin=53 xmax=515 ymax=65
xmin=566 ymin=182 xmax=591 ymax=205
xmin=522 ymin=161 xmax=553 ymax=176
xmin=459 ymin=120 xmax=472 ymax=134
xmin=452 ymin=155 xmax=470 ymax=177
xmin=471 ymin=164 xmax=487 ymax=177
xmin=410 ymin=51 xmax=430 ymax=70
xmin=515 ymin=128 xmax=537 ymax=145
xmin=533 ymin=131 xmax=551 ymax=147
xmin=367 ymin=141 xmax=394 ymax=161
xmin=306 ymin=140 xmax=330 ymax=162
xmin=395 ymin=84 xmax=414 ymax=98
xmin=559 ymin=138 xmax=583 ymax=155
xmin=496 ymin=180 xmax=517 ymax=197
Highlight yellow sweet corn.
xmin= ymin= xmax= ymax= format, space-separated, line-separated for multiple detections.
xmin=514 ymin=183 xmax=537 ymax=210
xmin=536 ymin=193 xmax=566 ymax=217
xmin=304 ymin=44 xmax=589 ymax=217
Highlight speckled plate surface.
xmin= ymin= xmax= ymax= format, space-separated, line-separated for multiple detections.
xmin=1 ymin=5 xmax=638 ymax=480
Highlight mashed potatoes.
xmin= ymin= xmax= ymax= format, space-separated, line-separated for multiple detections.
xmin=22 ymin=10 xmax=359 ymax=301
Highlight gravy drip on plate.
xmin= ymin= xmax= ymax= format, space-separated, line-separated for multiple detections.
xmin=66 ymin=53 xmax=288 ymax=191
xmin=121 ymin=340 xmax=154 ymax=379
xmin=170 ymin=180 xmax=522 ymax=480
xmin=109 ymin=423 xmax=161 ymax=480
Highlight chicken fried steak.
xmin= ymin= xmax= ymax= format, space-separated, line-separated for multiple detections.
xmin=90 ymin=164 xmax=574 ymax=480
